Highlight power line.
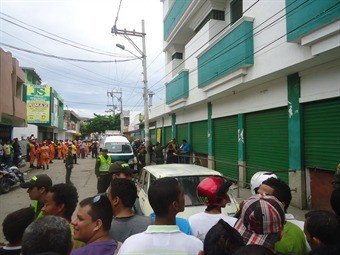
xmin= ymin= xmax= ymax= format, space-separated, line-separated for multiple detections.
xmin=0 ymin=42 xmax=139 ymax=63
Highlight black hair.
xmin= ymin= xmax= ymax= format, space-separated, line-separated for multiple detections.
xmin=233 ymin=245 xmax=275 ymax=255
xmin=2 ymin=207 xmax=35 ymax=244
xmin=305 ymin=210 xmax=340 ymax=246
xmin=110 ymin=179 xmax=137 ymax=208
xmin=148 ymin=177 xmax=180 ymax=217
xmin=204 ymin=219 xmax=244 ymax=255
xmin=22 ymin=216 xmax=72 ymax=255
xmin=48 ymin=183 xmax=78 ymax=219
xmin=79 ymin=195 xmax=112 ymax=232
xmin=330 ymin=188 xmax=340 ymax=217
xmin=261 ymin=177 xmax=292 ymax=212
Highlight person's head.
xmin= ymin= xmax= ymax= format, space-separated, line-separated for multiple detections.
xmin=258 ymin=177 xmax=292 ymax=212
xmin=108 ymin=178 xmax=137 ymax=211
xmin=22 ymin=215 xmax=72 ymax=255
xmin=182 ymin=139 xmax=187 ymax=144
xmin=42 ymin=183 xmax=78 ymax=220
xmin=101 ymin=148 xmax=108 ymax=155
xmin=2 ymin=207 xmax=35 ymax=245
xmin=148 ymin=177 xmax=185 ymax=218
xmin=20 ymin=174 xmax=52 ymax=201
xmin=233 ymin=244 xmax=275 ymax=255
xmin=304 ymin=210 xmax=340 ymax=250
xmin=330 ymin=188 xmax=340 ymax=217
xmin=250 ymin=172 xmax=278 ymax=195
xmin=155 ymin=142 xmax=160 ymax=146
xmin=234 ymin=194 xmax=285 ymax=250
xmin=72 ymin=195 xmax=112 ymax=244
xmin=197 ymin=176 xmax=232 ymax=211
xmin=109 ymin=161 xmax=134 ymax=180
xmin=203 ymin=219 xmax=244 ymax=255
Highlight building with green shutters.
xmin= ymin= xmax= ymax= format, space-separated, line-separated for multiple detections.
xmin=149 ymin=0 xmax=340 ymax=210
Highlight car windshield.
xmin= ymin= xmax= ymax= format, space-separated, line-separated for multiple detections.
xmin=104 ymin=142 xmax=132 ymax=153
xmin=176 ymin=176 xmax=210 ymax=206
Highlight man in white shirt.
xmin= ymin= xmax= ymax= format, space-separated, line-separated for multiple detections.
xmin=188 ymin=176 xmax=237 ymax=242
xmin=118 ymin=177 xmax=203 ymax=255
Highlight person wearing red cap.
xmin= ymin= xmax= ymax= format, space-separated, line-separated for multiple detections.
xmin=188 ymin=176 xmax=237 ymax=242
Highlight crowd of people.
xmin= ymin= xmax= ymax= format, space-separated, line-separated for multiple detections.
xmin=132 ymin=138 xmax=192 ymax=168
xmin=0 ymin=136 xmax=101 ymax=169
xmin=1 ymin=143 xmax=339 ymax=255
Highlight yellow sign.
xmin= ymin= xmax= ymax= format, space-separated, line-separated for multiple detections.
xmin=27 ymin=84 xmax=51 ymax=124
xmin=156 ymin=128 xmax=161 ymax=143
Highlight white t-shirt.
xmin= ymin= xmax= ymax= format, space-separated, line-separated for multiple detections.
xmin=188 ymin=212 xmax=238 ymax=242
xmin=118 ymin=225 xmax=202 ymax=255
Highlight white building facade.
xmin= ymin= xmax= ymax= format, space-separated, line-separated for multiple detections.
xmin=150 ymin=0 xmax=340 ymax=210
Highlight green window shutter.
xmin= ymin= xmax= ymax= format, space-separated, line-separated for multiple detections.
xmin=245 ymin=107 xmax=289 ymax=183
xmin=192 ymin=121 xmax=208 ymax=153
xmin=150 ymin=129 xmax=156 ymax=144
xmin=164 ymin=126 xmax=172 ymax=146
xmin=303 ymin=98 xmax=340 ymax=171
xmin=213 ymin=116 xmax=238 ymax=179
xmin=177 ymin=124 xmax=188 ymax=145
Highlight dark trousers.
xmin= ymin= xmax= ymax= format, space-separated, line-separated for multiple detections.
xmin=73 ymin=154 xmax=77 ymax=164
xmin=97 ymin=174 xmax=111 ymax=193
xmin=65 ymin=166 xmax=73 ymax=184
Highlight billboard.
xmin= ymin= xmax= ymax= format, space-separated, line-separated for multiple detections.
xmin=27 ymin=84 xmax=51 ymax=124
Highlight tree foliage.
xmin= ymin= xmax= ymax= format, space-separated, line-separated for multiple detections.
xmin=80 ymin=114 xmax=120 ymax=137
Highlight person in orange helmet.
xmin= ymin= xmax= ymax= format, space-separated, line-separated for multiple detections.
xmin=48 ymin=140 xmax=55 ymax=163
xmin=28 ymin=139 xmax=36 ymax=168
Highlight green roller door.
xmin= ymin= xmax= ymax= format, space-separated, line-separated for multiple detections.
xmin=245 ymin=107 xmax=289 ymax=183
xmin=213 ymin=116 xmax=238 ymax=179
xmin=164 ymin=126 xmax=172 ymax=146
xmin=192 ymin=121 xmax=208 ymax=153
xmin=177 ymin=124 xmax=188 ymax=144
xmin=150 ymin=129 xmax=156 ymax=144
xmin=304 ymin=98 xmax=340 ymax=171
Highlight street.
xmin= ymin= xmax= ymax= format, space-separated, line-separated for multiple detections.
xmin=0 ymin=156 xmax=98 ymax=243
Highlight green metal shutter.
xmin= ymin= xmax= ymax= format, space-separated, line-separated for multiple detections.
xmin=245 ymin=107 xmax=289 ymax=183
xmin=213 ymin=116 xmax=238 ymax=179
xmin=192 ymin=121 xmax=208 ymax=153
xmin=150 ymin=129 xmax=156 ymax=144
xmin=177 ymin=124 xmax=188 ymax=144
xmin=164 ymin=126 xmax=172 ymax=146
xmin=303 ymin=98 xmax=340 ymax=171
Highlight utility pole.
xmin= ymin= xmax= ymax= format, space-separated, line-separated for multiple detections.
xmin=112 ymin=20 xmax=150 ymax=165
xmin=106 ymin=89 xmax=123 ymax=133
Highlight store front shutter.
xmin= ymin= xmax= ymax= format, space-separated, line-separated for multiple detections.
xmin=191 ymin=121 xmax=208 ymax=154
xmin=303 ymin=98 xmax=340 ymax=171
xmin=164 ymin=126 xmax=172 ymax=146
xmin=150 ymin=129 xmax=156 ymax=144
xmin=213 ymin=116 xmax=238 ymax=180
xmin=177 ymin=124 xmax=188 ymax=145
xmin=245 ymin=107 xmax=289 ymax=183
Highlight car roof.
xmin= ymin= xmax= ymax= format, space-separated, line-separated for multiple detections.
xmin=104 ymin=136 xmax=129 ymax=143
xmin=143 ymin=164 xmax=223 ymax=179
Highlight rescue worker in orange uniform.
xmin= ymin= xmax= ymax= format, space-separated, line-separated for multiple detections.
xmin=36 ymin=143 xmax=42 ymax=169
xmin=29 ymin=139 xmax=36 ymax=168
xmin=84 ymin=141 xmax=89 ymax=157
xmin=57 ymin=142 xmax=63 ymax=159
xmin=48 ymin=141 xmax=55 ymax=163
xmin=41 ymin=141 xmax=50 ymax=170
xmin=75 ymin=140 xmax=80 ymax=158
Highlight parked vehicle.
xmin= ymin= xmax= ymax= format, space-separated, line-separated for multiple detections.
xmin=136 ymin=164 xmax=239 ymax=219
xmin=103 ymin=135 xmax=135 ymax=169
xmin=0 ymin=163 xmax=25 ymax=194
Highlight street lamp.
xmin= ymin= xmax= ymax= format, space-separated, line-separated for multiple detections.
xmin=115 ymin=20 xmax=150 ymax=165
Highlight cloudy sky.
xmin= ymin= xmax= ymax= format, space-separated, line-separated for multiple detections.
xmin=0 ymin=0 xmax=165 ymax=118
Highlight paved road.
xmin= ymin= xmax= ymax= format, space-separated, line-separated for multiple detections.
xmin=0 ymin=156 xmax=98 ymax=243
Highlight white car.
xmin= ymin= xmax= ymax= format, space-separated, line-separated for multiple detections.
xmin=136 ymin=164 xmax=239 ymax=219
